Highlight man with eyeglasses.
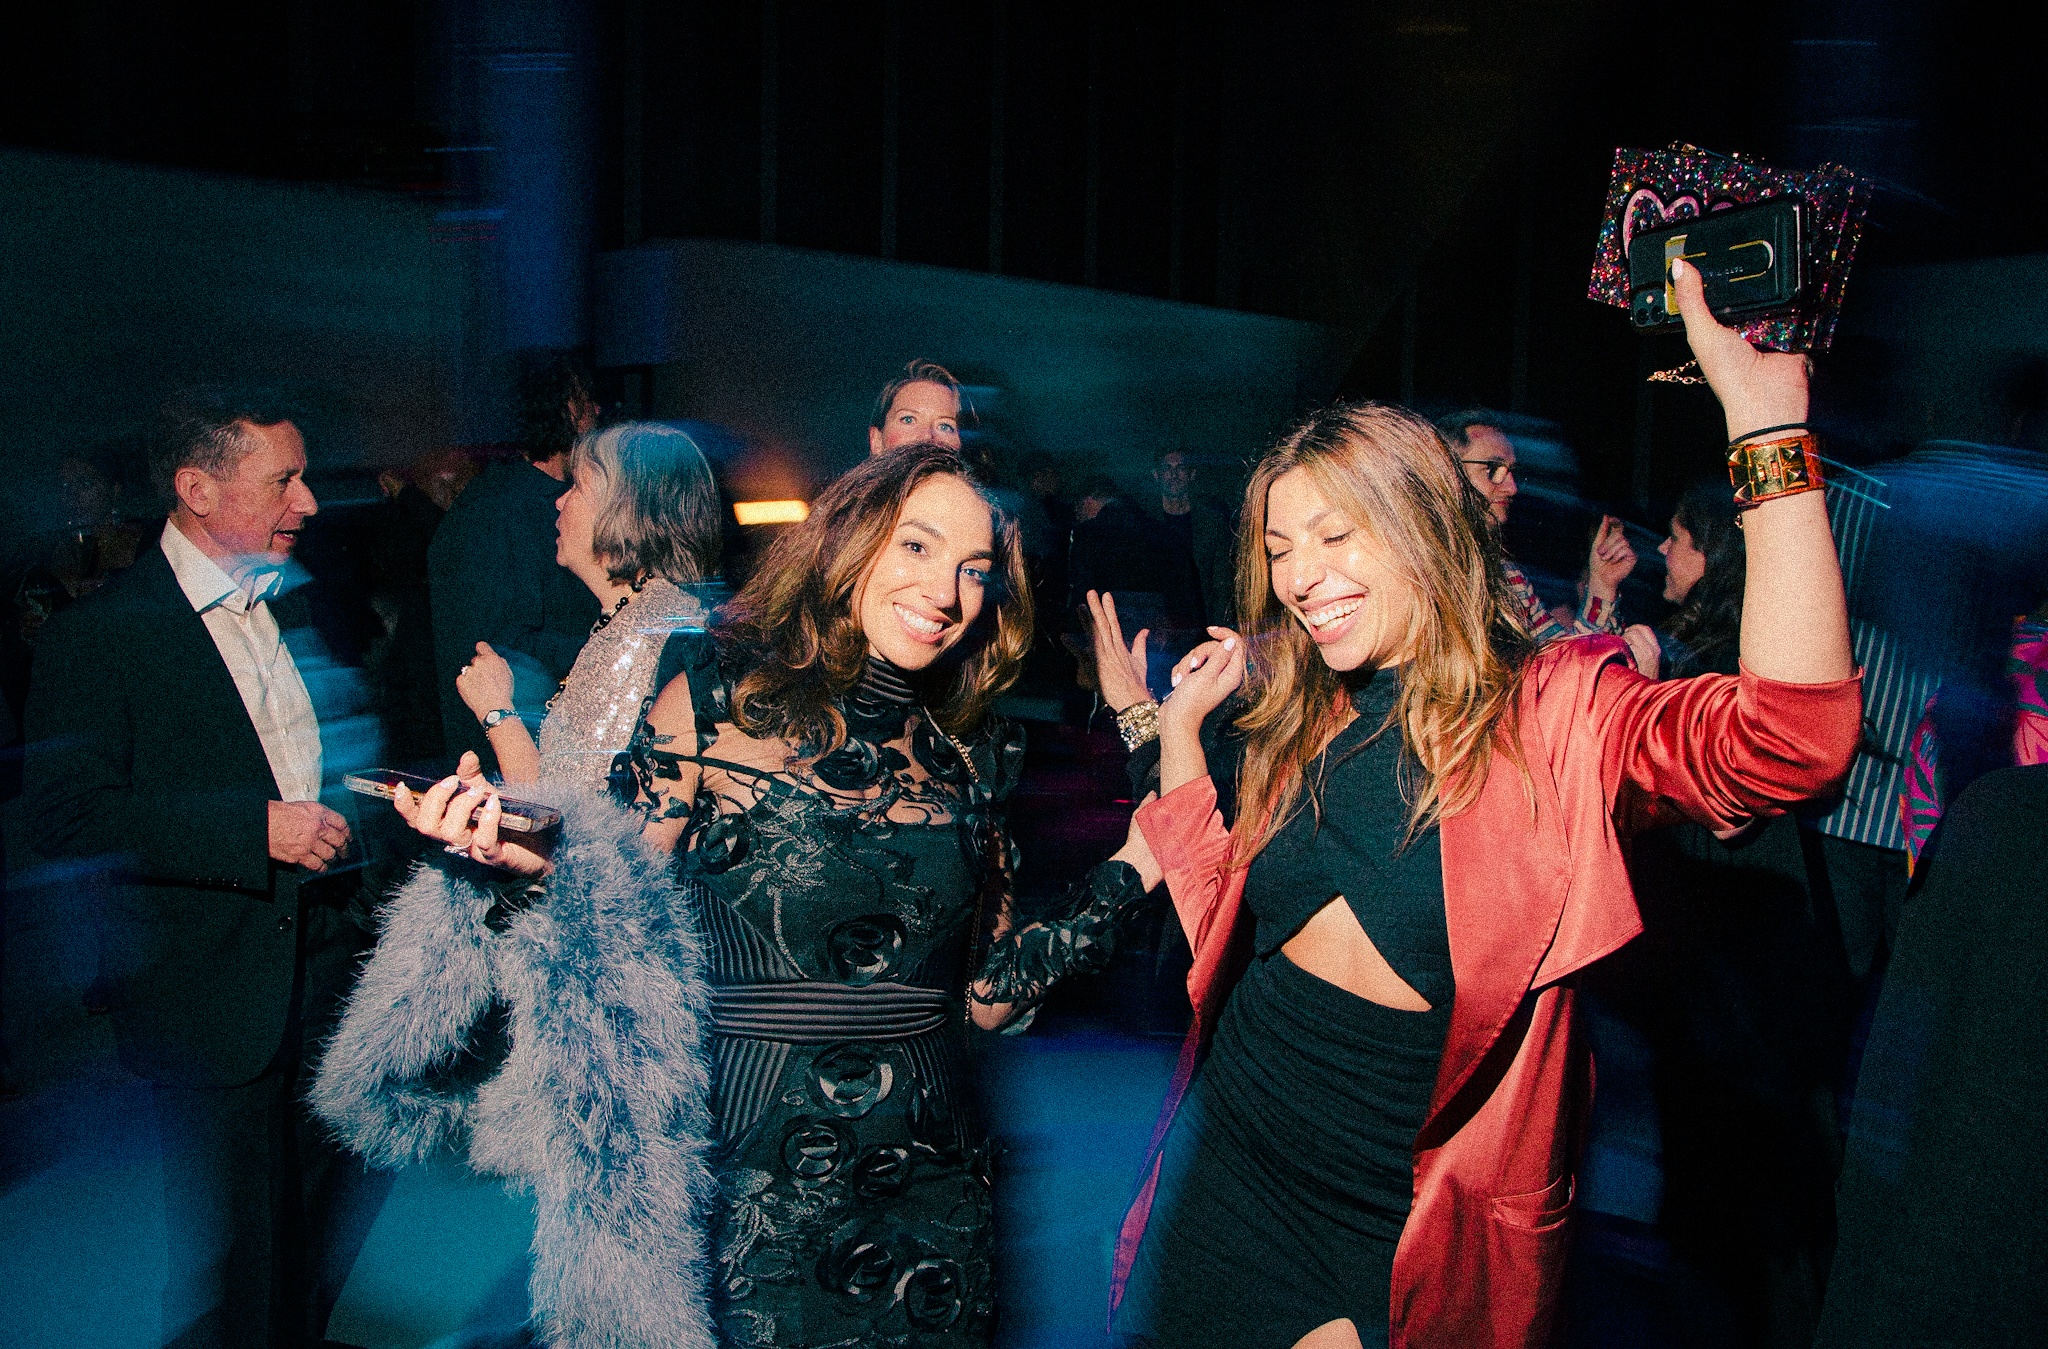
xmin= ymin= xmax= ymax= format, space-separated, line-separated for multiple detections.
xmin=1438 ymin=410 xmax=1636 ymax=644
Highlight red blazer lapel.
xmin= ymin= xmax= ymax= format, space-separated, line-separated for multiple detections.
xmin=1427 ymin=643 xmax=1648 ymax=1136
xmin=1429 ymin=686 xmax=1571 ymax=1134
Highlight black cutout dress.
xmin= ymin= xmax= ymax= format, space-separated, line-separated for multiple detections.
xmin=1116 ymin=669 xmax=1454 ymax=1349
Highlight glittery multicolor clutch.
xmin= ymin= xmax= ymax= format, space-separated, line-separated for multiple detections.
xmin=1587 ymin=143 xmax=1874 ymax=354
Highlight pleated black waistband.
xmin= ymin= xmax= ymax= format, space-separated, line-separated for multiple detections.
xmin=709 ymin=981 xmax=956 ymax=1043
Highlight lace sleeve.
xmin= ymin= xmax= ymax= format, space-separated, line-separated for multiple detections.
xmin=969 ymin=859 xmax=1149 ymax=1026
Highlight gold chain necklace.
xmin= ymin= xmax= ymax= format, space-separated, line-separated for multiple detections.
xmin=919 ymin=704 xmax=981 ymax=786
xmin=922 ymin=703 xmax=994 ymax=1027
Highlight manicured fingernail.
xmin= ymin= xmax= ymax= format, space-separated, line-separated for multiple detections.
xmin=1171 ymin=672 xmax=1183 ymax=687
xmin=1223 ymin=637 xmax=1237 ymax=651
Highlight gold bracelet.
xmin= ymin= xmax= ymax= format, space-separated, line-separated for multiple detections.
xmin=1726 ymin=431 xmax=1824 ymax=509
xmin=1115 ymin=700 xmax=1161 ymax=751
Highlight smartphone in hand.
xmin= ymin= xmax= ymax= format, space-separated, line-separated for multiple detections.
xmin=343 ymin=770 xmax=562 ymax=834
xmin=1628 ymin=196 xmax=1803 ymax=331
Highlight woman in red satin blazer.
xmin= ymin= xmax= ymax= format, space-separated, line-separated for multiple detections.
xmin=1107 ymin=263 xmax=1862 ymax=1349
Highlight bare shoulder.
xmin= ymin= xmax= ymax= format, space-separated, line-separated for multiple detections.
xmin=646 ymin=666 xmax=699 ymax=737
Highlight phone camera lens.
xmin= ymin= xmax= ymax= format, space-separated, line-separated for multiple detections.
xmin=1631 ymin=289 xmax=1666 ymax=323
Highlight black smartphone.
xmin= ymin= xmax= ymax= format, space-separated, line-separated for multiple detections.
xmin=343 ymin=769 xmax=562 ymax=834
xmin=1628 ymin=196 xmax=1803 ymax=331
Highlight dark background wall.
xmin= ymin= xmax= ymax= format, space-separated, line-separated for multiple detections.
xmin=4 ymin=0 xmax=2045 ymax=522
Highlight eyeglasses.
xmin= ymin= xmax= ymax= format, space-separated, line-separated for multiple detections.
xmin=1461 ymin=459 xmax=1515 ymax=485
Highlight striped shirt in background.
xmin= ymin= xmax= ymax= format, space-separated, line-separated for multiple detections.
xmin=1810 ymin=441 xmax=2048 ymax=850
xmin=1810 ymin=466 xmax=1927 ymax=850
xmin=1504 ymin=559 xmax=1625 ymax=646
xmin=1812 ymin=619 xmax=1936 ymax=850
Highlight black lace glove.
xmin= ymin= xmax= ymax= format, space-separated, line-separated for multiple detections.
xmin=970 ymin=860 xmax=1149 ymax=1010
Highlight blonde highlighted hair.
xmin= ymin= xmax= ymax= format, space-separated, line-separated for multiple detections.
xmin=1230 ymin=402 xmax=1534 ymax=863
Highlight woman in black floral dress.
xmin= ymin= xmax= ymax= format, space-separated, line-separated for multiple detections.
xmin=389 ymin=442 xmax=1161 ymax=1347
xmin=632 ymin=443 xmax=1156 ymax=1346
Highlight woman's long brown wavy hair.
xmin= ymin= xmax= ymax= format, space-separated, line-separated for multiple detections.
xmin=1230 ymin=402 xmax=1535 ymax=864
xmin=715 ymin=441 xmax=1033 ymax=755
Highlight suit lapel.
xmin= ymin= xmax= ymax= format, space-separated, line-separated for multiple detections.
xmin=131 ymin=546 xmax=281 ymax=793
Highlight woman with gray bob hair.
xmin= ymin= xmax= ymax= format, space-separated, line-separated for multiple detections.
xmin=313 ymin=420 xmax=731 ymax=1346
xmin=439 ymin=420 xmax=725 ymax=787
xmin=576 ymin=421 xmax=724 ymax=587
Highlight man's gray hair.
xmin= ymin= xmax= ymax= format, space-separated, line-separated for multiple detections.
xmin=573 ymin=422 xmax=723 ymax=585
xmin=150 ymin=387 xmax=299 ymax=506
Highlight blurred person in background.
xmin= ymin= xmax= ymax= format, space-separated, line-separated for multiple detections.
xmin=1067 ymin=473 xmax=1207 ymax=700
xmin=868 ymin=357 xmax=968 ymax=455
xmin=3 ymin=447 xmax=153 ymax=1018
xmin=429 ymin=351 xmax=602 ymax=775
xmin=1154 ymin=447 xmax=1237 ymax=631
xmin=363 ymin=446 xmax=480 ymax=769
xmin=1811 ymin=366 xmax=2048 ymax=1347
xmin=1800 ymin=433 xmax=2048 ymax=1018
xmin=1595 ymin=477 xmax=1848 ymax=1347
xmin=1005 ymin=452 xmax=1078 ymax=701
xmin=24 ymin=388 xmax=388 ymax=1349
xmin=4 ymin=448 xmax=150 ymax=717
xmin=321 ymin=441 xmax=1166 ymax=1346
xmin=1437 ymin=410 xmax=1637 ymax=643
xmin=443 ymin=422 xmax=728 ymax=789
xmin=1813 ymin=762 xmax=2048 ymax=1348
xmin=1899 ymin=592 xmax=2048 ymax=868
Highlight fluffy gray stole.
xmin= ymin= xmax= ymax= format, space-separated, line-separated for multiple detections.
xmin=312 ymin=785 xmax=716 ymax=1349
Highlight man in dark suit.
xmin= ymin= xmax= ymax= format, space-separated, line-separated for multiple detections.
xmin=25 ymin=390 xmax=386 ymax=1348
xmin=428 ymin=350 xmax=600 ymax=774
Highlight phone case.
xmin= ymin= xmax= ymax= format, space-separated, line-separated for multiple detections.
xmin=1626 ymin=197 xmax=1804 ymax=332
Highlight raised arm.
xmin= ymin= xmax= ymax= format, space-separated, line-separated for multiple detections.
xmin=1589 ymin=260 xmax=1862 ymax=834
xmin=1122 ymin=630 xmax=1251 ymax=966
xmin=1671 ymin=256 xmax=1853 ymax=685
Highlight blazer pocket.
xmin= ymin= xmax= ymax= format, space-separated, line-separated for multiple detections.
xmin=1491 ymin=1171 xmax=1574 ymax=1232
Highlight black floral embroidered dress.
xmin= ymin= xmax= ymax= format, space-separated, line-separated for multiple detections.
xmin=633 ymin=635 xmax=1144 ymax=1348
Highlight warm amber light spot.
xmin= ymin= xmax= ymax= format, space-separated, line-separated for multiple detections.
xmin=733 ymin=500 xmax=810 ymax=526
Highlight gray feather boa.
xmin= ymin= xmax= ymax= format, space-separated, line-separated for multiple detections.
xmin=312 ymin=785 xmax=716 ymax=1349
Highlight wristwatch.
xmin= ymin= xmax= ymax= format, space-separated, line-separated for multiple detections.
xmin=481 ymin=708 xmax=517 ymax=729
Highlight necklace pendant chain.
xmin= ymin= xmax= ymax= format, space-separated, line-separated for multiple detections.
xmin=920 ymin=704 xmax=981 ymax=786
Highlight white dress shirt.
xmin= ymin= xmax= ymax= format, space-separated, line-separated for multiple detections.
xmin=160 ymin=519 xmax=324 ymax=803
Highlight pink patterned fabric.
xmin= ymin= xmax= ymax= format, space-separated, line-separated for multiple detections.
xmin=1901 ymin=614 xmax=2048 ymax=870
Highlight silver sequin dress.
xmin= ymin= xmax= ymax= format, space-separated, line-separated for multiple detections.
xmin=537 ymin=577 xmax=710 ymax=790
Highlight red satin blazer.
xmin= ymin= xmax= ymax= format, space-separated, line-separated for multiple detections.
xmin=1112 ymin=637 xmax=1861 ymax=1349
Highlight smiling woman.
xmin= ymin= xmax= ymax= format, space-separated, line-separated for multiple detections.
xmin=1111 ymin=263 xmax=1863 ymax=1349
xmin=596 ymin=441 xmax=1166 ymax=1345
xmin=321 ymin=439 xmax=1170 ymax=1347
